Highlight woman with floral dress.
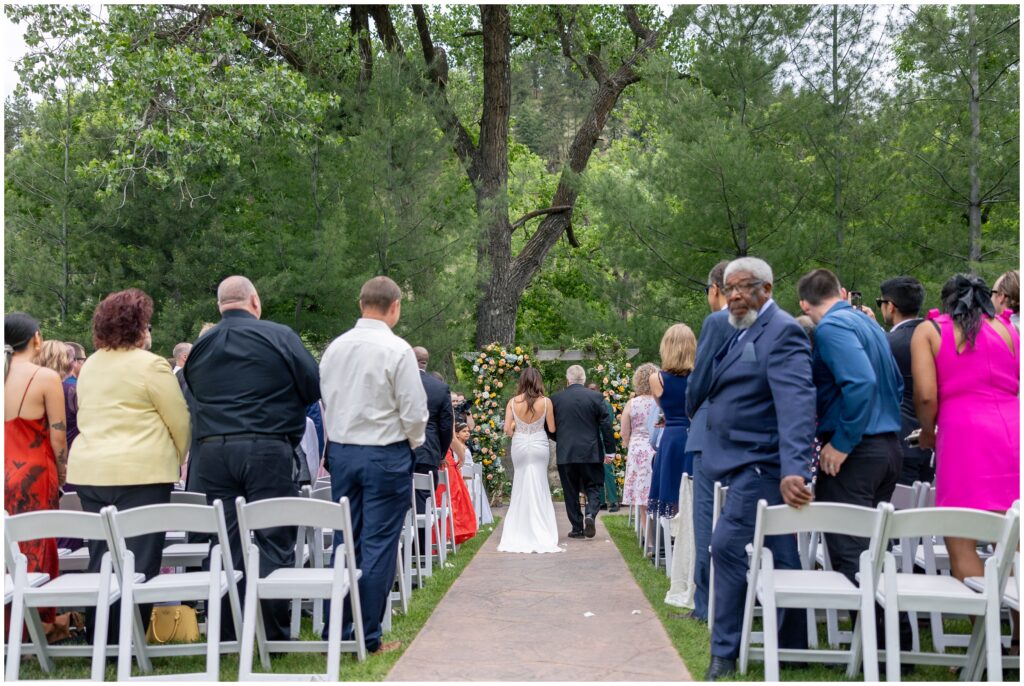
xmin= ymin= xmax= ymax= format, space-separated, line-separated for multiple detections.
xmin=620 ymin=363 xmax=659 ymax=522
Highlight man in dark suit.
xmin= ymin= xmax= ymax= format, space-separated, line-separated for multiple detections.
xmin=683 ymin=259 xmax=732 ymax=622
xmin=550 ymin=365 xmax=616 ymax=539
xmin=877 ymin=276 xmax=932 ymax=485
xmin=411 ymin=347 xmax=454 ymax=547
xmin=702 ymin=257 xmax=816 ymax=680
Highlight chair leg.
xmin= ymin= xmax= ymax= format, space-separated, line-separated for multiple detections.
xmin=117 ymin=562 xmax=136 ymax=682
xmin=238 ymin=553 xmax=261 ymax=680
xmin=737 ymin=582 xmax=757 ymax=674
xmin=761 ymin=591 xmax=780 ymax=681
xmin=5 ymin=582 xmax=27 ymax=681
xmin=326 ymin=584 xmax=344 ymax=681
xmin=884 ymin=601 xmax=902 ymax=683
xmin=91 ymin=563 xmax=113 ymax=682
xmin=856 ymin=553 xmax=878 ymax=681
xmin=205 ymin=552 xmax=223 ymax=681
xmin=348 ymin=570 xmax=367 ymax=662
xmin=962 ymin=614 xmax=986 ymax=682
xmin=985 ymin=585 xmax=1003 ymax=682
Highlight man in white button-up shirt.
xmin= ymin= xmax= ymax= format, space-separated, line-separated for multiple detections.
xmin=319 ymin=275 xmax=427 ymax=654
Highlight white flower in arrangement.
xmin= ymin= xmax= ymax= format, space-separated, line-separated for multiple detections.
xmin=472 ymin=365 xmax=480 ymax=372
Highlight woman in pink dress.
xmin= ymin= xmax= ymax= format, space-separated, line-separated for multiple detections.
xmin=620 ymin=363 xmax=659 ymax=518
xmin=911 ymin=273 xmax=1019 ymax=581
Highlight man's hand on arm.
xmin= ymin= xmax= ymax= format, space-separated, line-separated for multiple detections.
xmin=780 ymin=475 xmax=813 ymax=508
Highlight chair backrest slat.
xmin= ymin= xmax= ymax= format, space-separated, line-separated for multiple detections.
xmin=110 ymin=503 xmax=221 ymax=539
xmin=760 ymin=502 xmax=887 ymax=540
xmin=884 ymin=507 xmax=1005 ymax=544
xmin=169 ymin=491 xmax=208 ymax=506
xmin=5 ymin=509 xmax=107 ymax=543
xmin=413 ymin=472 xmax=435 ymax=492
xmin=59 ymin=491 xmax=83 ymax=512
xmin=239 ymin=497 xmax=344 ymax=533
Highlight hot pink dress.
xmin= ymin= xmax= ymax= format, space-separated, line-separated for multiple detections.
xmin=929 ymin=309 xmax=1019 ymax=510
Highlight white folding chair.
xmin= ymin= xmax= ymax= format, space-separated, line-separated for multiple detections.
xmin=236 ymin=495 xmax=366 ymax=680
xmin=106 ymin=500 xmax=243 ymax=681
xmin=412 ymin=472 xmax=442 ymax=580
xmin=913 ymin=484 xmax=994 ymax=653
xmin=435 ymin=467 xmax=457 ymax=557
xmin=870 ymin=506 xmax=1019 ymax=682
xmin=708 ymin=481 xmax=728 ymax=635
xmin=5 ymin=509 xmax=136 ymax=682
xmin=963 ymin=502 xmax=1021 ymax=681
xmin=302 ymin=484 xmax=335 ymax=637
xmin=461 ymin=463 xmax=479 ymax=525
xmin=739 ymin=501 xmax=888 ymax=680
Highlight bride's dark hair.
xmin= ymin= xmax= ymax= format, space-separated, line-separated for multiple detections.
xmin=515 ymin=367 xmax=545 ymax=414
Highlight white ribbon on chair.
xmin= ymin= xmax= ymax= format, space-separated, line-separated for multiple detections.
xmin=664 ymin=474 xmax=695 ymax=608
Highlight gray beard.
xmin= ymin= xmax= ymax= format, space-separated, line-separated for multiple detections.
xmin=729 ymin=310 xmax=757 ymax=330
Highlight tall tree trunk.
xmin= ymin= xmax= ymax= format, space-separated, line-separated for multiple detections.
xmin=966 ymin=5 xmax=982 ymax=271
xmin=831 ymin=5 xmax=846 ymax=277
xmin=60 ymin=86 xmax=72 ymax=324
xmin=473 ymin=5 xmax=515 ymax=345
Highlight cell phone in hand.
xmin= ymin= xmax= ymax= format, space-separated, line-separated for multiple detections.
xmin=904 ymin=429 xmax=921 ymax=448
xmin=849 ymin=291 xmax=863 ymax=307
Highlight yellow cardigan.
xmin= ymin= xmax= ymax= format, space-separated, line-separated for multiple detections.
xmin=67 ymin=348 xmax=191 ymax=486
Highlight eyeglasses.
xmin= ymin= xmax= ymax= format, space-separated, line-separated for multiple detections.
xmin=147 ymin=325 xmax=152 ymax=332
xmin=721 ymin=280 xmax=764 ymax=297
xmin=75 ymin=357 xmax=87 ymax=362
xmin=703 ymin=285 xmax=712 ymax=295
xmin=875 ymin=298 xmax=891 ymax=308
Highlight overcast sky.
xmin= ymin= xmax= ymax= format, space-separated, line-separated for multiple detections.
xmin=2 ymin=11 xmax=29 ymax=100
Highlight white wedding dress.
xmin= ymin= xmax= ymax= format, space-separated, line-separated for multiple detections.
xmin=497 ymin=403 xmax=563 ymax=554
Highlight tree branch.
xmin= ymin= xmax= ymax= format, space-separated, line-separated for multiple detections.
xmin=368 ymin=4 xmax=403 ymax=55
xmin=511 ymin=205 xmax=573 ymax=231
xmin=350 ymin=5 xmax=373 ymax=86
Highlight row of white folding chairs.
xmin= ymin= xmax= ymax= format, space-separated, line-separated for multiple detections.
xmin=739 ymin=499 xmax=1020 ymax=682
xmin=5 ymin=494 xmax=364 ymax=682
xmin=55 ymin=490 xmax=211 ymax=574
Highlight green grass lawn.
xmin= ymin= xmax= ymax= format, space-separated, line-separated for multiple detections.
xmin=14 ymin=518 xmax=499 ymax=681
xmin=604 ymin=514 xmax=977 ymax=682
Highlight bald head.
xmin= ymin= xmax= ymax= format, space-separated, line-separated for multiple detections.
xmin=172 ymin=342 xmax=192 ymax=367
xmin=217 ymin=275 xmax=261 ymax=318
xmin=412 ymin=346 xmax=429 ymax=370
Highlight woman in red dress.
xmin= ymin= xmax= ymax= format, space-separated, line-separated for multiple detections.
xmin=435 ymin=422 xmax=478 ymax=545
xmin=4 ymin=312 xmax=67 ymax=636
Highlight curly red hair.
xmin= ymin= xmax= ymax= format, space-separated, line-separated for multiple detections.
xmin=92 ymin=288 xmax=153 ymax=350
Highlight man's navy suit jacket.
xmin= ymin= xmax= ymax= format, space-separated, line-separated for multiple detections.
xmin=701 ymin=301 xmax=817 ymax=483
xmin=685 ymin=308 xmax=734 ymax=454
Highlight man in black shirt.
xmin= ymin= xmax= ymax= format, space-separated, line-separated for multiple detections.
xmin=185 ymin=275 xmax=321 ymax=641
xmin=411 ymin=347 xmax=454 ymax=550
xmin=877 ymin=276 xmax=933 ymax=485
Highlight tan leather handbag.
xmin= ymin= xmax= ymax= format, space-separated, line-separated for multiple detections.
xmin=146 ymin=605 xmax=200 ymax=644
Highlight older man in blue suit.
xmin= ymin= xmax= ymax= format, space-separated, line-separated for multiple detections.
xmin=702 ymin=257 xmax=817 ymax=681
xmin=684 ymin=260 xmax=733 ymax=622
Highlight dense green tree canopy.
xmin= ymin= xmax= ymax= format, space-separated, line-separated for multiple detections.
xmin=5 ymin=4 xmax=1019 ymax=382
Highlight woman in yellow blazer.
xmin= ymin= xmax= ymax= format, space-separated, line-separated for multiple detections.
xmin=68 ymin=288 xmax=190 ymax=645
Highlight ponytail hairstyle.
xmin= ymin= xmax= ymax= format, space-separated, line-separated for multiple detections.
xmin=940 ymin=273 xmax=996 ymax=349
xmin=515 ymin=366 xmax=546 ymax=414
xmin=5 ymin=312 xmax=40 ymax=381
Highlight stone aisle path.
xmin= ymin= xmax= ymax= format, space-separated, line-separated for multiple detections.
xmin=386 ymin=508 xmax=691 ymax=681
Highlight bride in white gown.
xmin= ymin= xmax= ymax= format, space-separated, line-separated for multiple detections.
xmin=497 ymin=368 xmax=563 ymax=554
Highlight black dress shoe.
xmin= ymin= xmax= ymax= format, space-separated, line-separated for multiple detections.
xmin=599 ymin=503 xmax=608 ymax=511
xmin=608 ymin=503 xmax=620 ymax=513
xmin=584 ymin=515 xmax=596 ymax=538
xmin=705 ymin=656 xmax=736 ymax=681
xmin=568 ymin=531 xmax=585 ymax=539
